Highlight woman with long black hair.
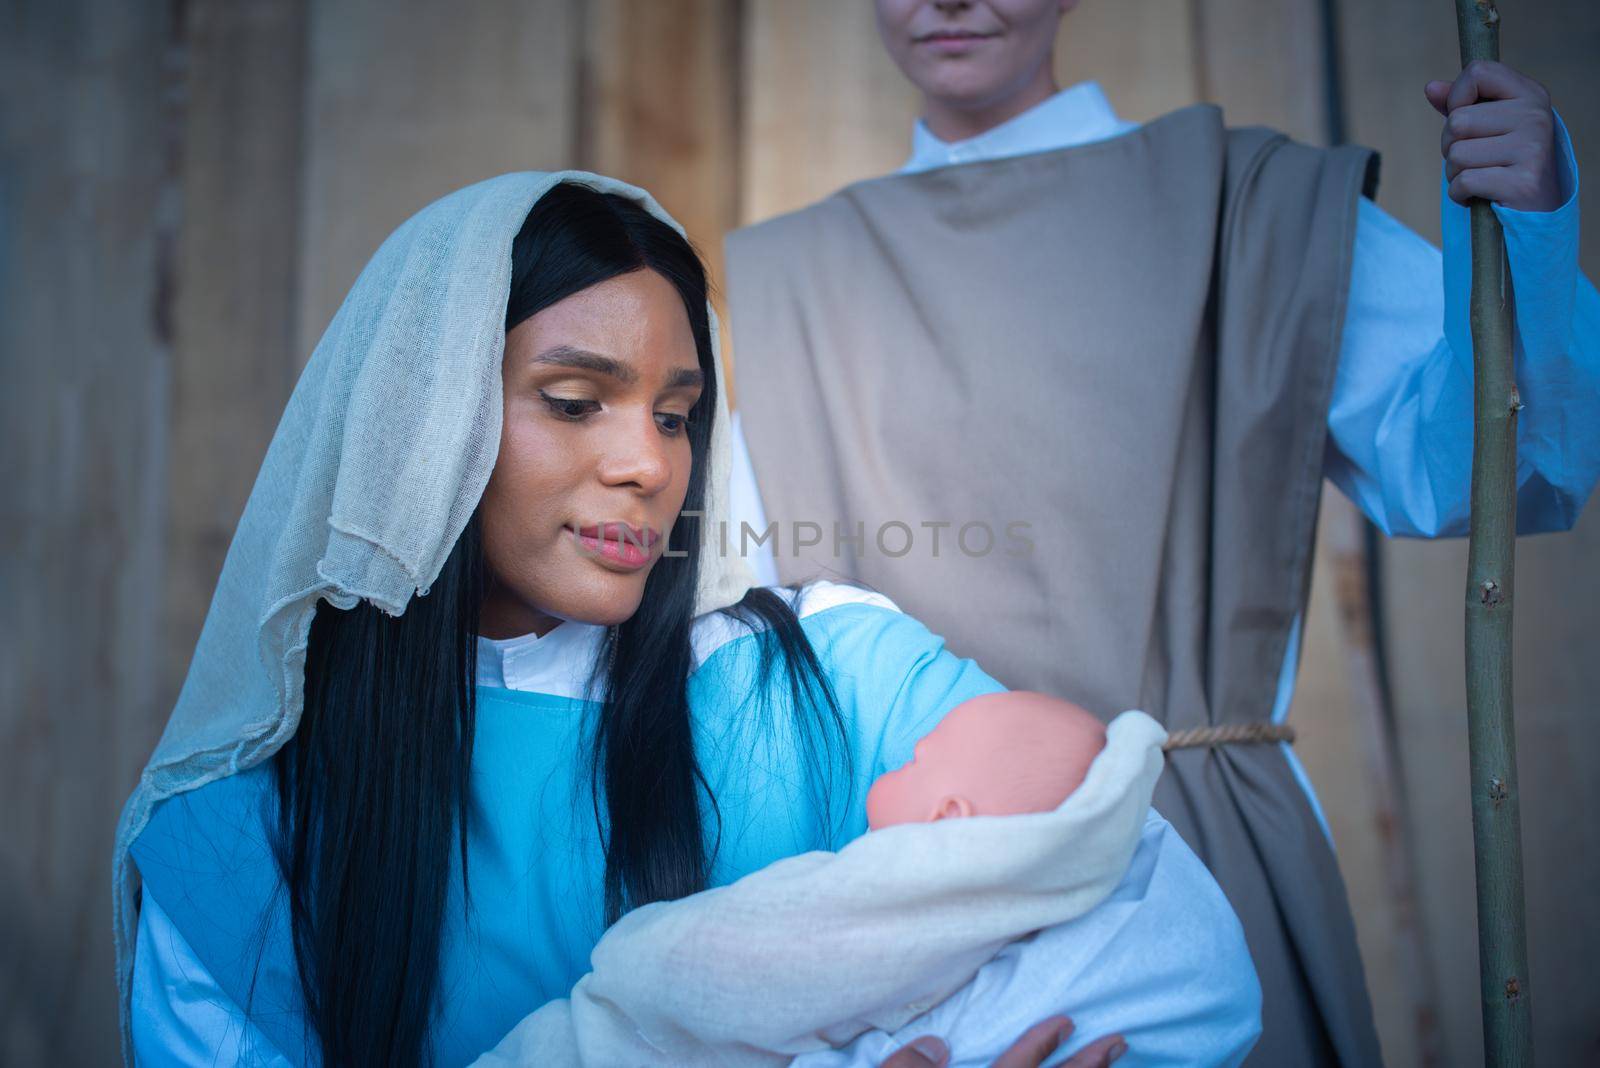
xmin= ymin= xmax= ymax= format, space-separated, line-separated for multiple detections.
xmin=116 ymin=173 xmax=1253 ymax=1068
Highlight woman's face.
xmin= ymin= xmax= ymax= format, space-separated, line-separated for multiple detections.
xmin=479 ymin=268 xmax=704 ymax=639
xmin=874 ymin=0 xmax=1074 ymax=110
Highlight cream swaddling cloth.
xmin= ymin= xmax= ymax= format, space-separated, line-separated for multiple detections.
xmin=472 ymin=709 xmax=1168 ymax=1067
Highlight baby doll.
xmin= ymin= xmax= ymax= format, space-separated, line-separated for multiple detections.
xmin=866 ymin=690 xmax=1108 ymax=828
xmin=470 ymin=695 xmax=1241 ymax=1067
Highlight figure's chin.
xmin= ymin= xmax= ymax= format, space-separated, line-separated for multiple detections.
xmin=564 ymin=593 xmax=644 ymax=629
xmin=535 ymin=571 xmax=650 ymax=631
xmin=921 ymin=67 xmax=1014 ymax=109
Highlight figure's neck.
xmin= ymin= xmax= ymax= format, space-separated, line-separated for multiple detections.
xmin=918 ymin=64 xmax=1061 ymax=144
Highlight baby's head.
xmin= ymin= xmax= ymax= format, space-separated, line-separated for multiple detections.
xmin=866 ymin=691 xmax=1107 ymax=830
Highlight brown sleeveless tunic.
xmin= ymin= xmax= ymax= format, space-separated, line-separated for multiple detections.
xmin=726 ymin=103 xmax=1384 ymax=1067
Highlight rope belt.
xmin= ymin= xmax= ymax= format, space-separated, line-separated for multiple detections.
xmin=1162 ymin=722 xmax=1297 ymax=751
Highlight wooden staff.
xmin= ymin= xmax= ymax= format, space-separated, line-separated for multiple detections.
xmin=1451 ymin=1 xmax=1533 ymax=1063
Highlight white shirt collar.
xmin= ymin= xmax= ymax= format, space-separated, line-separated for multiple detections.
xmin=901 ymin=80 xmax=1139 ymax=175
xmin=472 ymin=580 xmax=913 ymax=700
xmin=475 ymin=620 xmax=609 ymax=698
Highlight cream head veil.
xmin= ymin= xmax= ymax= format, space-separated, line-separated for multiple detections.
xmin=111 ymin=171 xmax=755 ymax=1047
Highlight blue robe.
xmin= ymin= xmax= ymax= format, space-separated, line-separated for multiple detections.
xmin=129 ymin=583 xmax=1258 ymax=1066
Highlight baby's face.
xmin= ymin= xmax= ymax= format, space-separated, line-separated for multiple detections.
xmin=866 ymin=691 xmax=1107 ymax=830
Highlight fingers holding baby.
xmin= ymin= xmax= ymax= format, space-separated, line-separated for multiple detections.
xmin=883 ymin=1015 xmax=1127 ymax=1068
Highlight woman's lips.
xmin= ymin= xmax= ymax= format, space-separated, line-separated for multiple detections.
xmin=914 ymin=29 xmax=998 ymax=55
xmin=570 ymin=522 xmax=659 ymax=570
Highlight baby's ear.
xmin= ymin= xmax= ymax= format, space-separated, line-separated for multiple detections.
xmin=931 ymin=796 xmax=974 ymax=822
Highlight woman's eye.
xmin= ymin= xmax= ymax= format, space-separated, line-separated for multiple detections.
xmin=656 ymin=412 xmax=691 ymax=436
xmin=540 ymin=391 xmax=600 ymax=420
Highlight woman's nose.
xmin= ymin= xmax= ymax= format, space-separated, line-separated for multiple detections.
xmin=597 ymin=410 xmax=674 ymax=494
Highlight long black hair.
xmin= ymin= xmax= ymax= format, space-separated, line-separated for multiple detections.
xmin=271 ymin=182 xmax=852 ymax=1067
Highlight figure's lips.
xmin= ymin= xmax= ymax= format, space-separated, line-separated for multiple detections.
xmin=913 ymin=28 xmax=1000 ymax=47
xmin=569 ymin=522 xmax=659 ymax=569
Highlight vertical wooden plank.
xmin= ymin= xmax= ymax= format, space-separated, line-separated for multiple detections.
xmin=0 ymin=1 xmax=176 ymax=1062
xmin=164 ymin=0 xmax=308 ymax=700
xmin=296 ymin=0 xmax=581 ymax=362
xmin=739 ymin=0 xmax=919 ymax=225
xmin=1065 ymin=2 xmax=1327 ymax=167
xmin=580 ymin=0 xmax=739 ymax=258
xmin=1297 ymin=491 xmax=1439 ymax=1068
xmin=1188 ymin=0 xmax=1327 ymax=142
xmin=1053 ymin=0 xmax=1202 ymax=122
xmin=580 ymin=0 xmax=742 ymax=399
xmin=1337 ymin=0 xmax=1458 ymax=245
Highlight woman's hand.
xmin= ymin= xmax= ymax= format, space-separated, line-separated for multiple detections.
xmin=1424 ymin=59 xmax=1564 ymax=212
xmin=880 ymin=1015 xmax=1126 ymax=1068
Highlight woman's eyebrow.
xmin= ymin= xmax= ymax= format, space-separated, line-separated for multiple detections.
xmin=533 ymin=345 xmax=636 ymax=383
xmin=533 ymin=345 xmax=704 ymax=391
xmin=665 ymin=367 xmax=705 ymax=391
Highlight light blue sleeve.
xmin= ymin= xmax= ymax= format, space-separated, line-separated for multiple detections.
xmin=1325 ymin=107 xmax=1599 ymax=537
xmin=130 ymin=887 xmax=292 ymax=1068
xmin=790 ymin=812 xmax=1261 ymax=1068
xmin=799 ymin=597 xmax=1008 ymax=784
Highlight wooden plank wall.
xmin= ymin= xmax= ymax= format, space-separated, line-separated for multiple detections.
xmin=295 ymin=0 xmax=582 ymax=364
xmin=2 ymin=1 xmax=1594 ymax=1062
xmin=1 ymin=3 xmax=177 ymax=1063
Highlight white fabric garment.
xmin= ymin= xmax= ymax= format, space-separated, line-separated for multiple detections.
xmin=131 ymin=893 xmax=293 ymax=1068
xmin=471 ymin=713 xmax=1180 ymax=1068
xmin=792 ymin=811 xmax=1260 ymax=1068
xmin=728 ymin=78 xmax=1597 ymax=844
xmin=113 ymin=171 xmax=755 ymax=1059
xmin=903 ymin=80 xmax=1138 ymax=167
xmin=475 ymin=617 xmax=610 ymax=694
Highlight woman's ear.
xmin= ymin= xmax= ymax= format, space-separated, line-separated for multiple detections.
xmin=930 ymin=795 xmax=974 ymax=822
